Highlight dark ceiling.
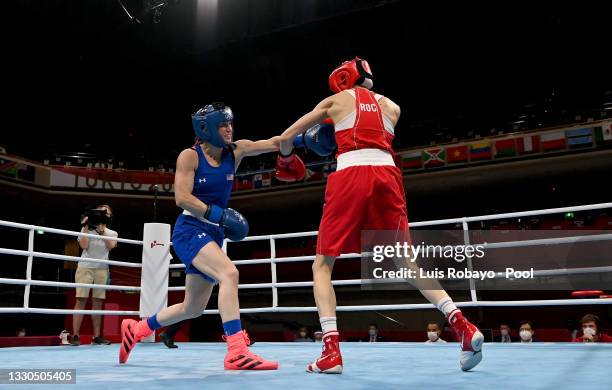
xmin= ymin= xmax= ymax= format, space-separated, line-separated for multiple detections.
xmin=4 ymin=1 xmax=612 ymax=163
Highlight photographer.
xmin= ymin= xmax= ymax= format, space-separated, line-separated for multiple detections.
xmin=71 ymin=204 xmax=117 ymax=346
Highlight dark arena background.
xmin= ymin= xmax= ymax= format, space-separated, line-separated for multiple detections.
xmin=1 ymin=1 xmax=612 ymax=389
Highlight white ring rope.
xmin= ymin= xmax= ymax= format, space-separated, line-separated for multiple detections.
xmin=0 ymin=247 xmax=141 ymax=268
xmin=198 ymin=298 xmax=612 ymax=315
xmin=482 ymin=233 xmax=612 ymax=249
xmin=0 ymin=277 xmax=140 ymax=291
xmin=408 ymin=201 xmax=612 ymax=227
xmin=1 ymin=202 xmax=612 ymax=315
xmin=0 ymin=220 xmax=143 ymax=245
xmin=0 ymin=308 xmax=139 ymax=315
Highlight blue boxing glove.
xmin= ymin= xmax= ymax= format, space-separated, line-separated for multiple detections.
xmin=302 ymin=119 xmax=336 ymax=157
xmin=293 ymin=134 xmax=305 ymax=148
xmin=204 ymin=204 xmax=249 ymax=241
xmin=220 ymin=208 xmax=249 ymax=241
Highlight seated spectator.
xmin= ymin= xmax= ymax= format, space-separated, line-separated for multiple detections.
xmin=495 ymin=323 xmax=517 ymax=343
xmin=16 ymin=327 xmax=26 ymax=337
xmin=362 ymin=323 xmax=386 ymax=342
xmin=572 ymin=314 xmax=612 ymax=343
xmin=519 ymin=320 xmax=539 ymax=343
xmin=295 ymin=326 xmax=313 ymax=342
xmin=425 ymin=322 xmax=446 ymax=343
xmin=313 ymin=331 xmax=323 ymax=342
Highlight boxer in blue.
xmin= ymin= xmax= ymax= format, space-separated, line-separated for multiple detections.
xmin=120 ymin=102 xmax=279 ymax=370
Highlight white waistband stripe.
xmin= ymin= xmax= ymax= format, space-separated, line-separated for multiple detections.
xmin=336 ymin=149 xmax=395 ymax=171
xmin=182 ymin=210 xmax=218 ymax=226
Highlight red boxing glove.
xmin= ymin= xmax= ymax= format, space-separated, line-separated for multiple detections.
xmin=275 ymin=151 xmax=306 ymax=182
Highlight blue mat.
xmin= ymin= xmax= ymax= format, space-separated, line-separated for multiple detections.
xmin=2 ymin=342 xmax=611 ymax=389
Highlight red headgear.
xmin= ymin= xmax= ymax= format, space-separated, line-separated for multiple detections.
xmin=328 ymin=57 xmax=374 ymax=93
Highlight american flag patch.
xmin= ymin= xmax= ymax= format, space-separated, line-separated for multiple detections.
xmin=226 ymin=174 xmax=234 ymax=180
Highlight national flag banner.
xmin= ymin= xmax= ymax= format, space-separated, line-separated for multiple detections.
xmin=261 ymin=173 xmax=272 ymax=187
xmin=422 ymin=148 xmax=446 ymax=168
xmin=566 ymin=128 xmax=593 ymax=148
xmin=594 ymin=123 xmax=612 ymax=144
xmin=234 ymin=176 xmax=254 ymax=191
xmin=469 ymin=141 xmax=492 ymax=161
xmin=401 ymin=150 xmax=423 ymax=169
xmin=445 ymin=145 xmax=468 ymax=163
xmin=516 ymin=134 xmax=540 ymax=154
xmin=493 ymin=138 xmax=516 ymax=158
xmin=540 ymin=131 xmax=566 ymax=151
xmin=253 ymin=173 xmax=263 ymax=188
xmin=0 ymin=160 xmax=18 ymax=177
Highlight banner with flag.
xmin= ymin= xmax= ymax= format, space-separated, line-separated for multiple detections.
xmin=0 ymin=159 xmax=35 ymax=182
xmin=261 ymin=173 xmax=272 ymax=187
xmin=234 ymin=175 xmax=254 ymax=191
xmin=469 ymin=141 xmax=492 ymax=161
xmin=540 ymin=131 xmax=566 ymax=151
xmin=516 ymin=134 xmax=540 ymax=154
xmin=494 ymin=139 xmax=516 ymax=158
xmin=253 ymin=174 xmax=264 ymax=188
xmin=446 ymin=145 xmax=468 ymax=163
xmin=401 ymin=150 xmax=423 ymax=169
xmin=566 ymin=128 xmax=594 ymax=149
xmin=0 ymin=160 xmax=18 ymax=177
xmin=595 ymin=123 xmax=612 ymax=144
xmin=423 ymin=148 xmax=446 ymax=168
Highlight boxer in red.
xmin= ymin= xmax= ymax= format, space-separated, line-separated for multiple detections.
xmin=276 ymin=57 xmax=484 ymax=373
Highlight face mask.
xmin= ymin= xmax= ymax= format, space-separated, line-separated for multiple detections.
xmin=17 ymin=331 xmax=25 ymax=337
xmin=583 ymin=327 xmax=596 ymax=336
xmin=368 ymin=329 xmax=377 ymax=336
xmin=299 ymin=332 xmax=307 ymax=338
xmin=501 ymin=329 xmax=509 ymax=337
xmin=520 ymin=330 xmax=532 ymax=341
xmin=427 ymin=332 xmax=439 ymax=341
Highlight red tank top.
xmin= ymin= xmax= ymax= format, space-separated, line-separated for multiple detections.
xmin=335 ymin=87 xmax=395 ymax=156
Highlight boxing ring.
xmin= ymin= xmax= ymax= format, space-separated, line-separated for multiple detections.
xmin=1 ymin=202 xmax=612 ymax=389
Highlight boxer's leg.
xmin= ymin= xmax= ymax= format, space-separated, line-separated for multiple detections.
xmin=373 ymin=166 xmax=483 ymax=371
xmin=155 ymin=274 xmax=213 ymax=324
xmin=307 ymin=254 xmax=343 ymax=374
xmin=119 ymin=273 xmax=213 ymax=363
xmin=313 ymin=254 xmax=336 ymax=320
xmin=191 ymin=242 xmax=278 ymax=370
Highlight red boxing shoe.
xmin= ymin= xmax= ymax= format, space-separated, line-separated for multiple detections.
xmin=449 ymin=310 xmax=484 ymax=371
xmin=224 ymin=330 xmax=278 ymax=370
xmin=306 ymin=331 xmax=343 ymax=374
xmin=119 ymin=319 xmax=153 ymax=364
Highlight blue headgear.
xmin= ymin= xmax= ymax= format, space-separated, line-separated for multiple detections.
xmin=192 ymin=102 xmax=234 ymax=148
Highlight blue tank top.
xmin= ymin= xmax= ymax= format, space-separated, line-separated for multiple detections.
xmin=191 ymin=144 xmax=235 ymax=208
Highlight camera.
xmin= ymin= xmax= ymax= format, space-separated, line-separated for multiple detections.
xmin=85 ymin=209 xmax=111 ymax=230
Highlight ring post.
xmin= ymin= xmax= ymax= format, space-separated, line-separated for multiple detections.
xmin=139 ymin=223 xmax=172 ymax=342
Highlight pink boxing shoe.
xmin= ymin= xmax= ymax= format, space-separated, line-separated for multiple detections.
xmin=223 ymin=330 xmax=278 ymax=370
xmin=119 ymin=319 xmax=153 ymax=364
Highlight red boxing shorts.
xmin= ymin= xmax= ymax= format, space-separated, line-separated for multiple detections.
xmin=316 ymin=162 xmax=409 ymax=257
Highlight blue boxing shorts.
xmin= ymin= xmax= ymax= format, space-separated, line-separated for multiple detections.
xmin=172 ymin=213 xmax=224 ymax=284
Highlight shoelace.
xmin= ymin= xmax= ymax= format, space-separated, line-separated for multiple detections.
xmin=222 ymin=331 xmax=252 ymax=346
